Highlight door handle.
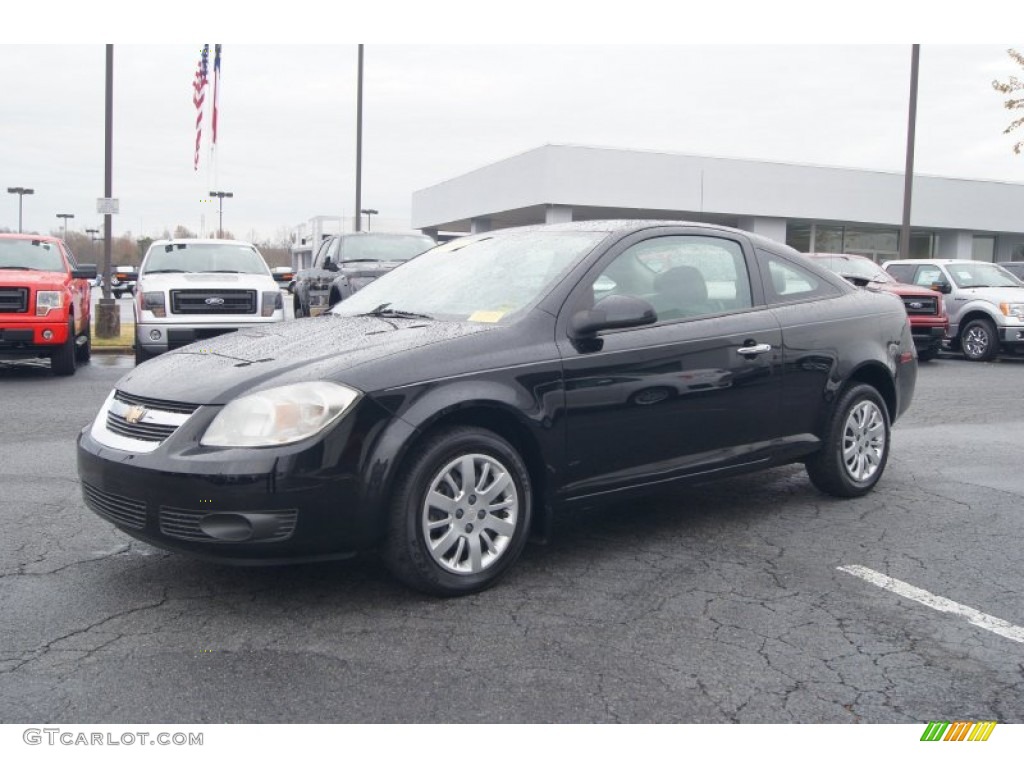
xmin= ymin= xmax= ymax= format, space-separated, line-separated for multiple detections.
xmin=737 ymin=343 xmax=772 ymax=355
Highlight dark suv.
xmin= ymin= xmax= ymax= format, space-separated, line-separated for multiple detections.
xmin=292 ymin=232 xmax=435 ymax=317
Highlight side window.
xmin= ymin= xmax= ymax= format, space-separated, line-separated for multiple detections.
xmin=885 ymin=264 xmax=915 ymax=283
xmin=912 ymin=265 xmax=942 ymax=287
xmin=584 ymin=235 xmax=753 ymax=322
xmin=758 ymin=249 xmax=841 ymax=304
xmin=313 ymin=238 xmax=335 ymax=269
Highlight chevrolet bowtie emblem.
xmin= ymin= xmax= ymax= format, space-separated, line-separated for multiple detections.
xmin=124 ymin=405 xmax=148 ymax=424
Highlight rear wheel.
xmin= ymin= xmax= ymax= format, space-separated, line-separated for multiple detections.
xmin=293 ymin=295 xmax=305 ymax=318
xmin=960 ymin=318 xmax=999 ymax=362
xmin=51 ymin=319 xmax=77 ymax=376
xmin=383 ymin=426 xmax=532 ymax=596
xmin=916 ymin=346 xmax=938 ymax=362
xmin=806 ymin=383 xmax=889 ymax=498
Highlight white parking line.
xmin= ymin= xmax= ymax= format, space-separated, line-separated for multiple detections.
xmin=837 ymin=565 xmax=1024 ymax=644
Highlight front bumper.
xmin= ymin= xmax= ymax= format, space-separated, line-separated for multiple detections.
xmin=0 ymin=319 xmax=69 ymax=358
xmin=76 ymin=395 xmax=395 ymax=563
xmin=910 ymin=324 xmax=945 ymax=350
xmin=137 ymin=313 xmax=285 ymax=354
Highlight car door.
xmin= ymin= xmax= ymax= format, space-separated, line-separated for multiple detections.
xmin=555 ymin=229 xmax=784 ymax=501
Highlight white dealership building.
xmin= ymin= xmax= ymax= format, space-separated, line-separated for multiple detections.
xmin=411 ymin=144 xmax=1024 ymax=263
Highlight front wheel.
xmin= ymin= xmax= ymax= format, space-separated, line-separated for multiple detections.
xmin=806 ymin=383 xmax=890 ymax=498
xmin=960 ymin=318 xmax=999 ymax=362
xmin=51 ymin=319 xmax=77 ymax=376
xmin=383 ymin=426 xmax=532 ymax=596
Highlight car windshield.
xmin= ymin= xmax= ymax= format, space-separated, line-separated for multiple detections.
xmin=0 ymin=239 xmax=65 ymax=271
xmin=946 ymin=262 xmax=1020 ymax=288
xmin=331 ymin=231 xmax=608 ymax=322
xmin=340 ymin=234 xmax=436 ymax=262
xmin=142 ymin=243 xmax=269 ymax=276
xmin=812 ymin=254 xmax=890 ymax=283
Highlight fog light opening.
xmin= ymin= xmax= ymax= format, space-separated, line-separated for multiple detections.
xmin=42 ymin=330 xmax=53 ymax=340
xmin=198 ymin=513 xmax=254 ymax=542
xmin=149 ymin=329 xmax=162 ymax=341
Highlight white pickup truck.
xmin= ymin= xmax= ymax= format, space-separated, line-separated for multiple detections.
xmin=133 ymin=239 xmax=285 ymax=365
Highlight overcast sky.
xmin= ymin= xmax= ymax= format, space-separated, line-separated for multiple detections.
xmin=2 ymin=7 xmax=1022 ymax=243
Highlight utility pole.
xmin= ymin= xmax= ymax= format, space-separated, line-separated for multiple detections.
xmin=899 ymin=45 xmax=920 ymax=261
xmin=355 ymin=44 xmax=364 ymax=232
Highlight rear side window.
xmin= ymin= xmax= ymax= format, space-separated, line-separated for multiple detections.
xmin=757 ymin=249 xmax=841 ymax=304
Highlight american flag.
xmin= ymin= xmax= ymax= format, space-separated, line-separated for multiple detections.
xmin=212 ymin=44 xmax=222 ymax=146
xmin=192 ymin=44 xmax=209 ymax=170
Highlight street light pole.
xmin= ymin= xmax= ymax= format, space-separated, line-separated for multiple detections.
xmin=7 ymin=187 xmax=34 ymax=233
xmin=360 ymin=208 xmax=378 ymax=232
xmin=209 ymin=191 xmax=233 ymax=238
xmin=57 ymin=213 xmax=74 ymax=241
xmin=355 ymin=44 xmax=364 ymax=232
xmin=899 ymin=44 xmax=920 ymax=261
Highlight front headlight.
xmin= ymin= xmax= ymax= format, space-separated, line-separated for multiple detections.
xmin=36 ymin=290 xmax=62 ymax=316
xmin=200 ymin=381 xmax=361 ymax=447
xmin=1000 ymin=302 xmax=1024 ymax=320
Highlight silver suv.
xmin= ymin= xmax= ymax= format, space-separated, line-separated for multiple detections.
xmin=883 ymin=259 xmax=1024 ymax=361
xmin=134 ymin=239 xmax=285 ymax=365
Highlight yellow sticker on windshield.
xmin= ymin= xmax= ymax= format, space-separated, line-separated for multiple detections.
xmin=468 ymin=310 xmax=505 ymax=323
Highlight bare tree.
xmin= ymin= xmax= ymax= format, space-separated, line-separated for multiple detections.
xmin=992 ymin=48 xmax=1024 ymax=154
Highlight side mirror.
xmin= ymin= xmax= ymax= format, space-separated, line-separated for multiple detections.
xmin=73 ymin=264 xmax=98 ymax=280
xmin=323 ymin=259 xmax=338 ymax=272
xmin=570 ymin=294 xmax=657 ymax=338
xmin=930 ymin=281 xmax=952 ymax=294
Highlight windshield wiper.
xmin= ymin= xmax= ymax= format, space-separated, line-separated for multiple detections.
xmin=206 ymin=269 xmax=246 ymax=273
xmin=338 ymin=258 xmax=385 ymax=264
xmin=0 ymin=265 xmax=37 ymax=270
xmin=359 ymin=302 xmax=433 ymax=320
xmin=144 ymin=269 xmax=189 ymax=274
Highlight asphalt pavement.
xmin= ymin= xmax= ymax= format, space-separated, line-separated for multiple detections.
xmin=0 ymin=353 xmax=1022 ymax=723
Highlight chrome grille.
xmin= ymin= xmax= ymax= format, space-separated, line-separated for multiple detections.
xmin=91 ymin=390 xmax=197 ymax=453
xmin=82 ymin=482 xmax=147 ymax=530
xmin=170 ymin=289 xmax=256 ymax=315
xmin=901 ymin=296 xmax=938 ymax=316
xmin=159 ymin=507 xmax=298 ymax=543
xmin=114 ymin=390 xmax=199 ymax=415
xmin=0 ymin=287 xmax=28 ymax=313
xmin=106 ymin=412 xmax=178 ymax=441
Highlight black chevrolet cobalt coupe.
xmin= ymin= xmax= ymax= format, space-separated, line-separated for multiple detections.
xmin=78 ymin=221 xmax=917 ymax=595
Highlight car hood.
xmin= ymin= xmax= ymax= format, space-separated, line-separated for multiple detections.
xmin=336 ymin=260 xmax=405 ymax=278
xmin=115 ymin=314 xmax=497 ymax=405
xmin=139 ymin=272 xmax=277 ymax=291
xmin=0 ymin=269 xmax=68 ymax=287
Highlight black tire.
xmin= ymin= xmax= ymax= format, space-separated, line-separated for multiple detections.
xmin=113 ymin=290 xmax=122 ymax=299
xmin=805 ymin=383 xmax=890 ymax=498
xmin=76 ymin=319 xmax=91 ymax=362
xmin=293 ymin=295 xmax=305 ymax=318
xmin=134 ymin=344 xmax=154 ymax=366
xmin=960 ymin=318 xmax=999 ymax=362
xmin=383 ymin=426 xmax=533 ymax=597
xmin=917 ymin=346 xmax=938 ymax=362
xmin=51 ymin=319 xmax=77 ymax=376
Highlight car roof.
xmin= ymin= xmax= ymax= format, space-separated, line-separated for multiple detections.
xmin=458 ymin=219 xmax=800 ymax=254
xmin=146 ymin=238 xmax=257 ymax=248
xmin=0 ymin=233 xmax=62 ymax=243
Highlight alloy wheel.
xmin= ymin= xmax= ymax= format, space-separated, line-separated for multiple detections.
xmin=842 ymin=400 xmax=886 ymax=482
xmin=421 ymin=453 xmax=519 ymax=575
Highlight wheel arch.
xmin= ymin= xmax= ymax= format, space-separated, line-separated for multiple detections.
xmin=374 ymin=400 xmax=554 ymax=542
xmin=844 ymin=361 xmax=897 ymax=424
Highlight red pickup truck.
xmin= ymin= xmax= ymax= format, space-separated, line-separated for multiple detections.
xmin=0 ymin=234 xmax=97 ymax=375
xmin=809 ymin=252 xmax=949 ymax=361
